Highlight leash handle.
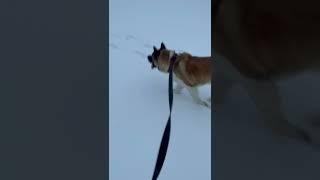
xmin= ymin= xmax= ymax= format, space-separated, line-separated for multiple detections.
xmin=151 ymin=54 xmax=176 ymax=180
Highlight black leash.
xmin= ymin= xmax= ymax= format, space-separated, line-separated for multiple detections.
xmin=151 ymin=53 xmax=177 ymax=180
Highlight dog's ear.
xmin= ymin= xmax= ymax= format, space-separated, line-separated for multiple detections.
xmin=153 ymin=46 xmax=157 ymax=52
xmin=160 ymin=42 xmax=166 ymax=50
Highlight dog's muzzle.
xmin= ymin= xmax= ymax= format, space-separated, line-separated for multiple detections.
xmin=147 ymin=55 xmax=152 ymax=63
xmin=147 ymin=55 xmax=156 ymax=69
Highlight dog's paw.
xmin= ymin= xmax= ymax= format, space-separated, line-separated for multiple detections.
xmin=204 ymin=101 xmax=211 ymax=108
xmin=196 ymin=100 xmax=211 ymax=108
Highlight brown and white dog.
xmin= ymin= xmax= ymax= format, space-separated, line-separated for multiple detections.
xmin=148 ymin=43 xmax=212 ymax=107
xmin=213 ymin=0 xmax=320 ymax=144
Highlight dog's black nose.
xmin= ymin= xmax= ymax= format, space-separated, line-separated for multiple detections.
xmin=147 ymin=55 xmax=152 ymax=63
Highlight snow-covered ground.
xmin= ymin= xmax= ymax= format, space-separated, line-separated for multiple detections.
xmin=109 ymin=0 xmax=211 ymax=179
xmin=214 ymin=66 xmax=320 ymax=179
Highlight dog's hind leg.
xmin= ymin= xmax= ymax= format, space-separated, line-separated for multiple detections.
xmin=186 ymin=86 xmax=210 ymax=107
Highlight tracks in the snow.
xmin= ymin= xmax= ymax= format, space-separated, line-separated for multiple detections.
xmin=109 ymin=33 xmax=153 ymax=59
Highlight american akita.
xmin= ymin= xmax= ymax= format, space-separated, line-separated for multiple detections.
xmin=214 ymin=0 xmax=320 ymax=144
xmin=147 ymin=43 xmax=212 ymax=108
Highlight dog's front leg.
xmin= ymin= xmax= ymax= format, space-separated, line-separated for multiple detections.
xmin=301 ymin=117 xmax=320 ymax=145
xmin=187 ymin=86 xmax=210 ymax=108
xmin=242 ymin=79 xmax=310 ymax=142
xmin=173 ymin=81 xmax=184 ymax=94
xmin=173 ymin=75 xmax=185 ymax=94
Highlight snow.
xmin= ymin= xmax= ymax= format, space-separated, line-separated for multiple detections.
xmin=214 ymin=65 xmax=320 ymax=179
xmin=109 ymin=0 xmax=211 ymax=179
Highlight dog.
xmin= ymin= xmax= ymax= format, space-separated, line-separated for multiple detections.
xmin=147 ymin=43 xmax=212 ymax=108
xmin=213 ymin=0 xmax=320 ymax=144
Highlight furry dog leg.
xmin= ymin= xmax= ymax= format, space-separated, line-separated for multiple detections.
xmin=243 ymin=79 xmax=310 ymax=142
xmin=301 ymin=117 xmax=320 ymax=145
xmin=173 ymin=83 xmax=184 ymax=94
xmin=173 ymin=76 xmax=185 ymax=94
xmin=187 ymin=86 xmax=210 ymax=107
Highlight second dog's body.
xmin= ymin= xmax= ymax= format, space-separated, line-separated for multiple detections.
xmin=213 ymin=0 xmax=320 ymax=144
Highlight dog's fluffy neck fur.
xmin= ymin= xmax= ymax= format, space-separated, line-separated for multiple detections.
xmin=156 ymin=50 xmax=178 ymax=73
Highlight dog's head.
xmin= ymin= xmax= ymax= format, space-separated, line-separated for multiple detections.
xmin=147 ymin=42 xmax=173 ymax=73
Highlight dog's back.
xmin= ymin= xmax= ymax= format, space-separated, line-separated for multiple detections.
xmin=175 ymin=53 xmax=211 ymax=86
